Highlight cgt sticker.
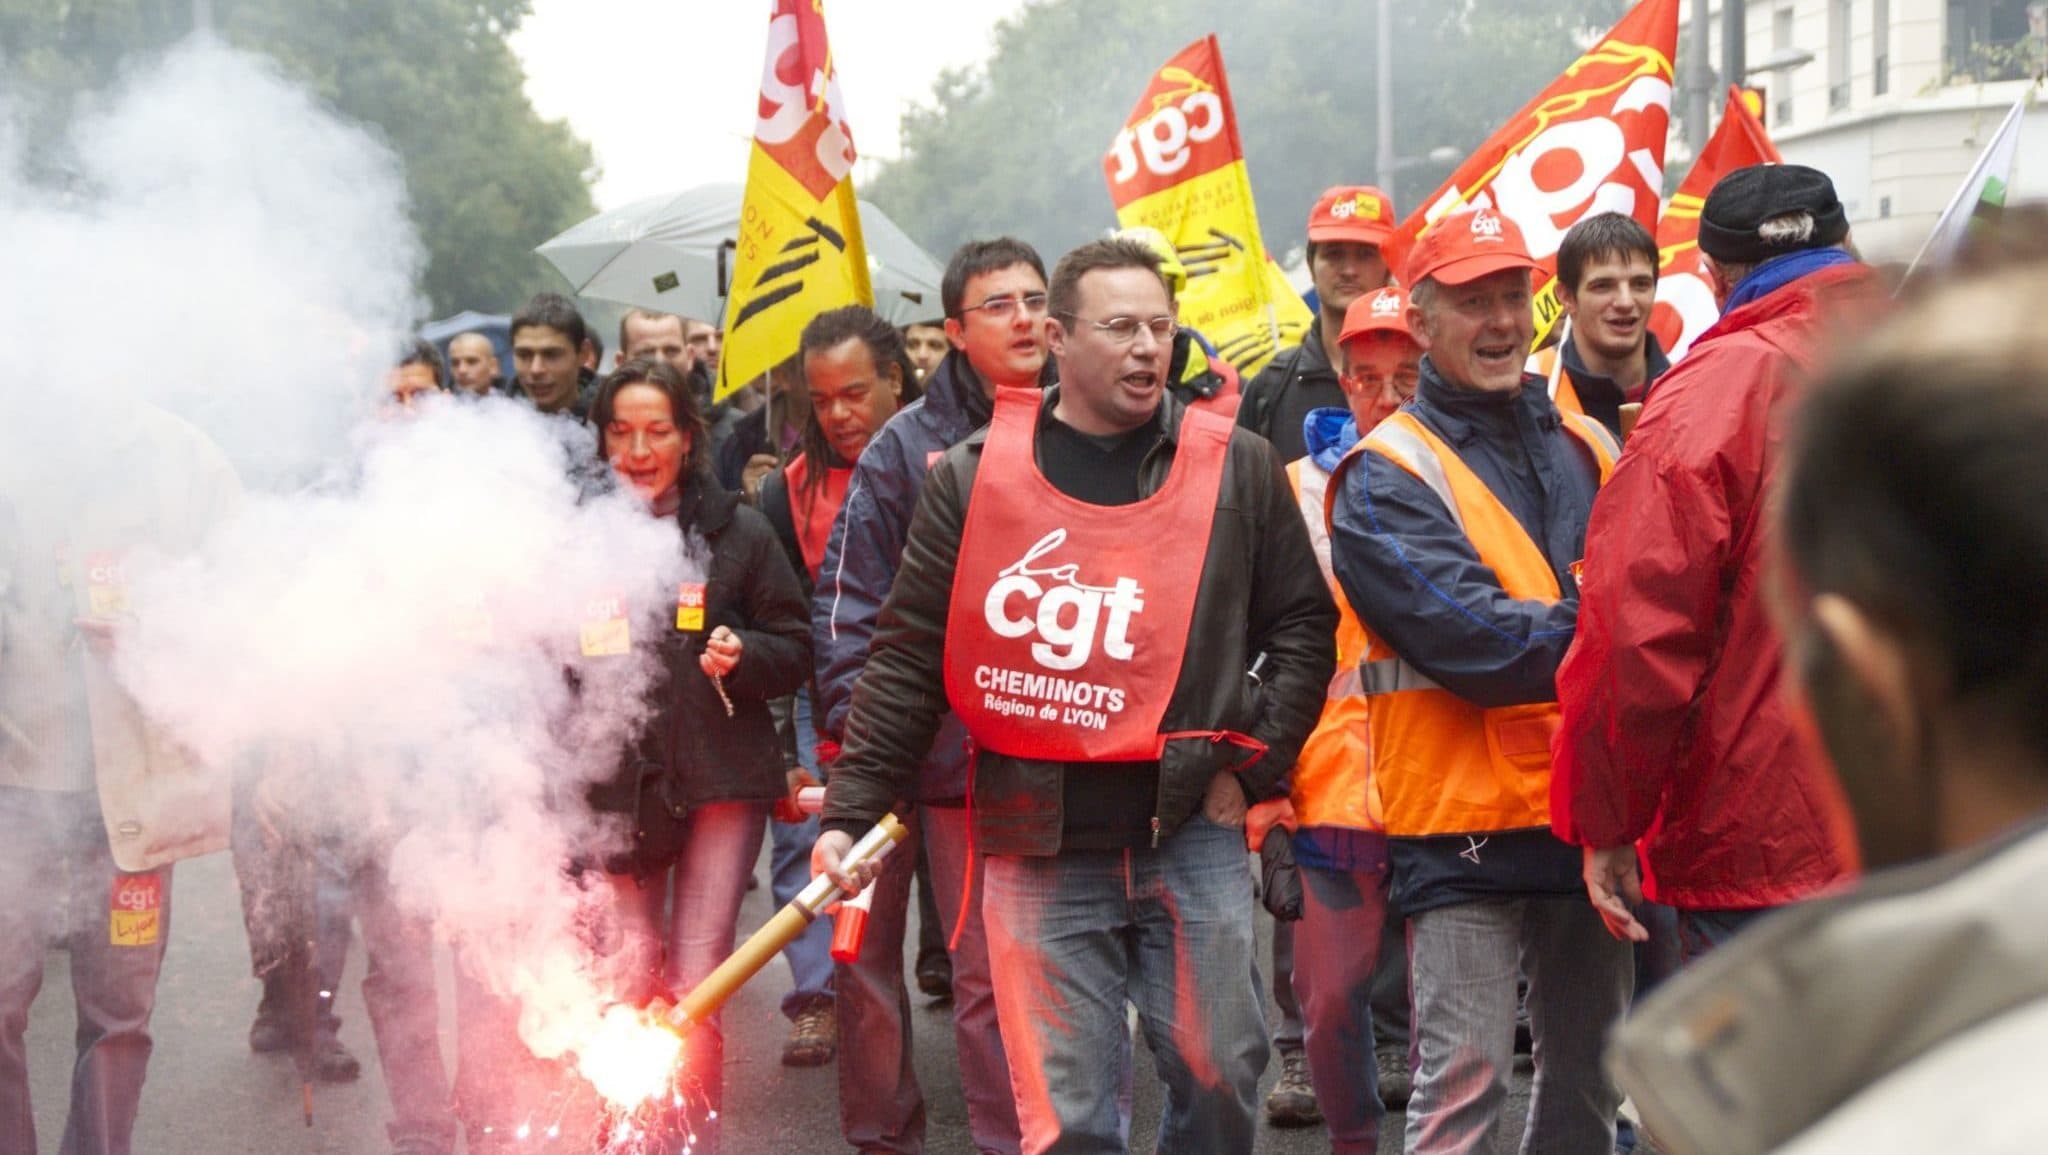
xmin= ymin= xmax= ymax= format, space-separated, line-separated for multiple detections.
xmin=84 ymin=551 xmax=128 ymax=619
xmin=580 ymin=593 xmax=631 ymax=657
xmin=675 ymin=583 xmax=707 ymax=633
xmin=110 ymin=871 xmax=163 ymax=947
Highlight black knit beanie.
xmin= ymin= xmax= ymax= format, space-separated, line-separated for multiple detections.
xmin=1698 ymin=163 xmax=1849 ymax=263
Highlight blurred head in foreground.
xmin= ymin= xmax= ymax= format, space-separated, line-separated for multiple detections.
xmin=1779 ymin=256 xmax=2048 ymax=869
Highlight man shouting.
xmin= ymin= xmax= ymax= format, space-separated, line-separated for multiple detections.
xmin=815 ymin=237 xmax=1335 ymax=1155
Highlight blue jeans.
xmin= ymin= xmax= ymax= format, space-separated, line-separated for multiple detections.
xmin=602 ymin=800 xmax=769 ymax=1155
xmin=983 ymin=816 xmax=1267 ymax=1155
xmin=0 ymin=788 xmax=169 ymax=1155
xmin=1405 ymin=896 xmax=1632 ymax=1155
xmin=837 ymin=803 xmax=1018 ymax=1154
xmin=1294 ymin=858 xmax=1395 ymax=1154
xmin=771 ymin=692 xmax=832 ymax=1016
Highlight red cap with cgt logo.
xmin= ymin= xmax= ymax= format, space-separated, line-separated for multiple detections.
xmin=1403 ymin=207 xmax=1539 ymax=288
xmin=1307 ymin=185 xmax=1396 ymax=246
xmin=1339 ymin=286 xmax=1414 ymax=345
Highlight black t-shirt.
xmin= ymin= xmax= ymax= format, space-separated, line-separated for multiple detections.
xmin=1037 ymin=407 xmax=1165 ymax=850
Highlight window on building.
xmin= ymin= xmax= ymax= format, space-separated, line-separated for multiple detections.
xmin=1830 ymin=0 xmax=1854 ymax=110
xmin=1946 ymin=0 xmax=2037 ymax=83
xmin=1875 ymin=0 xmax=1891 ymax=94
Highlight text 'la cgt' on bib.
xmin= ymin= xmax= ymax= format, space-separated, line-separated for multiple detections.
xmin=943 ymin=386 xmax=1236 ymax=763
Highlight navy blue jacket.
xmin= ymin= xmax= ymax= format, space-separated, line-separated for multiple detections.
xmin=1327 ymin=356 xmax=1602 ymax=913
xmin=811 ymin=348 xmax=1006 ymax=802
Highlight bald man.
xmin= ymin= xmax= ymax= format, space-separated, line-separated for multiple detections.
xmin=446 ymin=332 xmax=503 ymax=396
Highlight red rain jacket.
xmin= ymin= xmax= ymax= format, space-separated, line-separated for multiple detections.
xmin=1551 ymin=262 xmax=1875 ymax=911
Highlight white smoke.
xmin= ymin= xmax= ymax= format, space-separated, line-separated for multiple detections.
xmin=0 ymin=35 xmax=688 ymax=1087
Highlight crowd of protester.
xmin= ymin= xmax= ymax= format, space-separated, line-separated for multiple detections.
xmin=8 ymin=160 xmax=2048 ymax=1155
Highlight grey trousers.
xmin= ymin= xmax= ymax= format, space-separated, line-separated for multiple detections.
xmin=0 ymin=788 xmax=169 ymax=1155
xmin=1404 ymin=896 xmax=1633 ymax=1155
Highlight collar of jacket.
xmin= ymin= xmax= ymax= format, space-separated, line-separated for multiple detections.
xmin=1170 ymin=330 xmax=1215 ymax=397
xmin=1303 ymin=405 xmax=1358 ymax=472
xmin=1293 ymin=316 xmax=1336 ymax=381
xmin=673 ymin=469 xmax=740 ymax=535
xmin=1696 ymin=260 xmax=1876 ymax=350
xmin=1559 ymin=325 xmax=1672 ymax=403
xmin=925 ymin=349 xmax=1061 ymax=435
xmin=1412 ymin=354 xmax=1559 ymax=450
xmin=1613 ymin=815 xmax=2048 ymax=1155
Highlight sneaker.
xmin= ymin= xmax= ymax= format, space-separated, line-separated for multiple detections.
xmin=782 ymin=1001 xmax=836 ymax=1067
xmin=914 ymin=951 xmax=953 ymax=1001
xmin=1375 ymin=1040 xmax=1412 ymax=1108
xmin=1263 ymin=1046 xmax=1322 ymax=1127
xmin=312 ymin=1031 xmax=361 ymax=1083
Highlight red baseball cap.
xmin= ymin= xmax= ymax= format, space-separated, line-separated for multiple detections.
xmin=1307 ymin=185 xmax=1396 ymax=246
xmin=1339 ymin=287 xmax=1414 ymax=346
xmin=1403 ymin=207 xmax=1539 ymax=287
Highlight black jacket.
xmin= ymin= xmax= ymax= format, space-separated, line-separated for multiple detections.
xmin=1235 ymin=318 xmax=1344 ymax=463
xmin=588 ymin=475 xmax=811 ymax=873
xmin=821 ymin=388 xmax=1336 ymax=855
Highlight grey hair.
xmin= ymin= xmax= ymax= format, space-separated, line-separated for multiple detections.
xmin=1757 ymin=211 xmax=1818 ymax=248
xmin=1408 ymin=277 xmax=1439 ymax=316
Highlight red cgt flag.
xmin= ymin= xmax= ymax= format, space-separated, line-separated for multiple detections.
xmin=1649 ymin=86 xmax=1783 ymax=361
xmin=1383 ymin=0 xmax=1680 ymax=348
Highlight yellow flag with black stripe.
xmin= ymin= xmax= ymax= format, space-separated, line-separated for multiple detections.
xmin=718 ymin=0 xmax=872 ymax=402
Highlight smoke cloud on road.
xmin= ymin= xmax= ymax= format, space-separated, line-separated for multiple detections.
xmin=0 ymin=34 xmax=685 ymax=1089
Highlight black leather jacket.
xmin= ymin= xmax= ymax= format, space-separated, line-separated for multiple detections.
xmin=822 ymin=389 xmax=1336 ymax=855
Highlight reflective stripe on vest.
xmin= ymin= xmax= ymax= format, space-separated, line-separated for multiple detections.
xmin=1284 ymin=456 xmax=1383 ymax=833
xmin=1324 ymin=406 xmax=1614 ymax=838
xmin=1356 ymin=656 xmax=1442 ymax=696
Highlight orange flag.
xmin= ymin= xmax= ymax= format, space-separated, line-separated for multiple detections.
xmin=1383 ymin=0 xmax=1680 ymax=349
xmin=718 ymin=0 xmax=872 ymax=402
xmin=1649 ymin=87 xmax=1783 ymax=360
xmin=1103 ymin=35 xmax=1312 ymax=376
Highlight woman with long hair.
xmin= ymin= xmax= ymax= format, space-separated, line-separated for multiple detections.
xmin=585 ymin=356 xmax=810 ymax=1155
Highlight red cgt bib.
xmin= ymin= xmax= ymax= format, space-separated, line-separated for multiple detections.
xmin=942 ymin=386 xmax=1232 ymax=762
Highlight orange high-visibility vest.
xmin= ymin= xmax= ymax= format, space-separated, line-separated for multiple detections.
xmin=1325 ymin=408 xmax=1618 ymax=838
xmin=1532 ymin=345 xmax=1586 ymax=420
xmin=1285 ymin=458 xmax=1382 ymax=833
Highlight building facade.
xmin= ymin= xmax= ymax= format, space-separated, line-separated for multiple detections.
xmin=1685 ymin=0 xmax=2045 ymax=265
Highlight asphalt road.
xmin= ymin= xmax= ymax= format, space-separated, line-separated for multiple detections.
xmin=26 ymin=845 xmax=1591 ymax=1154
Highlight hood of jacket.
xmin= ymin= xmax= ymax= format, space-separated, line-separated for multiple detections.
xmin=1613 ymin=816 xmax=2048 ymax=1155
xmin=1302 ymin=405 xmax=1358 ymax=473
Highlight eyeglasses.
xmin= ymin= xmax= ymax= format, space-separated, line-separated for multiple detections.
xmin=957 ymin=292 xmax=1049 ymax=321
xmin=1054 ymin=312 xmax=1177 ymax=345
xmin=1341 ymin=368 xmax=1421 ymax=400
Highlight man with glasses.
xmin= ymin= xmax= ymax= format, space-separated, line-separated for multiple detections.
xmin=811 ymin=237 xmax=1052 ymax=1155
xmin=1252 ymin=284 xmax=1423 ymax=1152
xmin=816 ymin=237 xmax=1336 ymax=1154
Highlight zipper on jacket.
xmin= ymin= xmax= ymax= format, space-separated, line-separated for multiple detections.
xmin=1150 ymin=815 xmax=1161 ymax=849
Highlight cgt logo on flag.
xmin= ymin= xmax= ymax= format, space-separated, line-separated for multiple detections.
xmin=1385 ymin=0 xmax=1679 ymax=349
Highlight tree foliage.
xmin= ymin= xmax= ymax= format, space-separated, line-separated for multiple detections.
xmin=0 ymin=0 xmax=594 ymax=315
xmin=868 ymin=0 xmax=1628 ymax=265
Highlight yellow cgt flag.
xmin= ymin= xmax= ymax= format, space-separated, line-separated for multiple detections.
xmin=719 ymin=0 xmax=872 ymax=402
xmin=1103 ymin=35 xmax=1312 ymax=377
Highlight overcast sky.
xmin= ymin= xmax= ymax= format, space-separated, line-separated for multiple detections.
xmin=513 ymin=0 xmax=1028 ymax=212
